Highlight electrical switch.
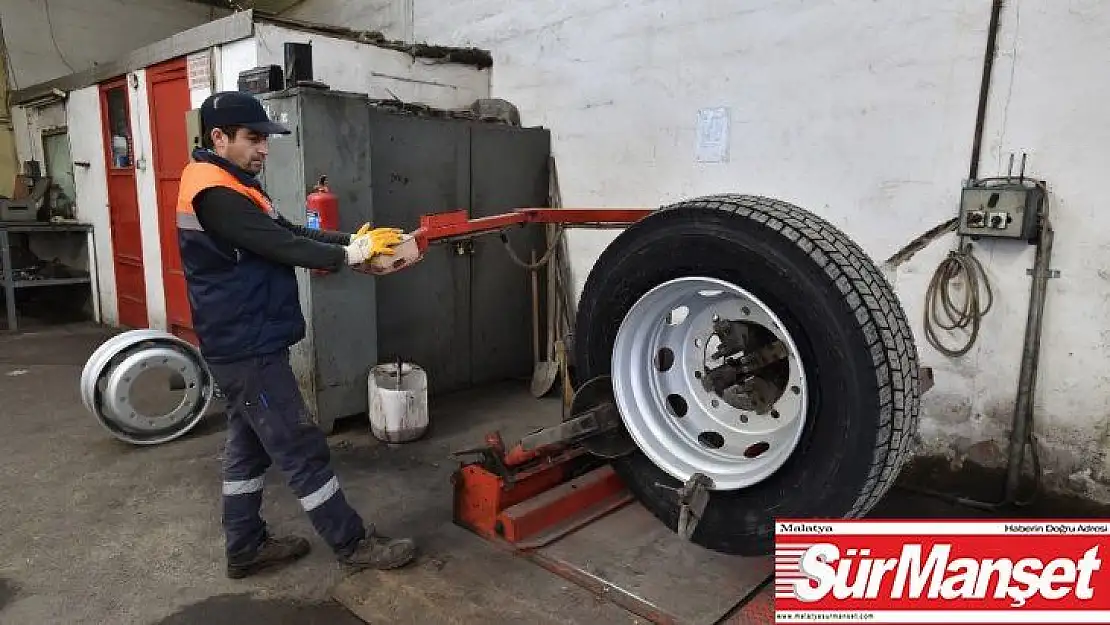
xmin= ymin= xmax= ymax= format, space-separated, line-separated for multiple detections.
xmin=988 ymin=212 xmax=1011 ymax=229
xmin=965 ymin=211 xmax=986 ymax=229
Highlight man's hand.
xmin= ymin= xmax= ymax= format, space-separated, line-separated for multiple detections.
xmin=344 ymin=236 xmax=374 ymax=266
xmin=344 ymin=226 xmax=405 ymax=266
xmin=352 ymin=225 xmax=404 ymax=253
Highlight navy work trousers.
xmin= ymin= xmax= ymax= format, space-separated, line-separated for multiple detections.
xmin=207 ymin=349 xmax=367 ymax=559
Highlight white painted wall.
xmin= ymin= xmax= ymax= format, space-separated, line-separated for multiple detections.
xmin=280 ymin=0 xmax=412 ymax=42
xmin=123 ymin=68 xmax=169 ymax=331
xmin=279 ymin=0 xmax=1110 ymax=499
xmin=66 ymin=87 xmax=115 ymax=325
xmin=319 ymin=0 xmax=992 ymax=292
xmin=214 ymin=37 xmax=259 ymax=94
xmin=0 ymin=0 xmax=228 ymax=89
xmin=892 ymin=0 xmax=1110 ymax=499
xmin=250 ymin=22 xmax=489 ymax=109
xmin=9 ymin=101 xmax=66 ymax=164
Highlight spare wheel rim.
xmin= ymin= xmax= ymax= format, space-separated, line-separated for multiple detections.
xmin=611 ymin=276 xmax=809 ymax=490
xmin=80 ymin=329 xmax=215 ymax=445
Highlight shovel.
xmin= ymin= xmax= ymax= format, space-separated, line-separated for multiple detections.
xmin=530 ymin=246 xmax=559 ymax=398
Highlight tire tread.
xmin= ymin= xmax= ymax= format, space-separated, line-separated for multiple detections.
xmin=655 ymin=194 xmax=920 ymax=518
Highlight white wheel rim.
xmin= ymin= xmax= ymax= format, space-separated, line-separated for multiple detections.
xmin=610 ymin=276 xmax=809 ymax=490
xmin=79 ymin=329 xmax=215 ymax=445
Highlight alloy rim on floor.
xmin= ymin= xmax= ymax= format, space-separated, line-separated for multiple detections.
xmin=610 ymin=276 xmax=809 ymax=490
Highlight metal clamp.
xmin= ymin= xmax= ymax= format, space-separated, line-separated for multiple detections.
xmin=656 ymin=472 xmax=713 ymax=541
xmin=1026 ymin=268 xmax=1060 ymax=279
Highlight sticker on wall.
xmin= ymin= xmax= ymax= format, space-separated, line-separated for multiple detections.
xmin=695 ymin=107 xmax=730 ymax=163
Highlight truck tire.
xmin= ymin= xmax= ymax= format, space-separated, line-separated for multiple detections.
xmin=574 ymin=194 xmax=920 ymax=556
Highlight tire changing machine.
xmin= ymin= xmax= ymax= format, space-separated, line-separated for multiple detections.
xmin=447 ymin=377 xmax=778 ymax=625
xmin=352 ymin=208 xmax=781 ymax=624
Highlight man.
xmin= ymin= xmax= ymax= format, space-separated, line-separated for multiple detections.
xmin=175 ymin=91 xmax=416 ymax=579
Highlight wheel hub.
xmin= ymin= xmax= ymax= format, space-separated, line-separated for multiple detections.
xmin=610 ymin=276 xmax=809 ymax=490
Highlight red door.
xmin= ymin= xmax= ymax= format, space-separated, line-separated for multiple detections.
xmin=146 ymin=57 xmax=197 ymax=345
xmin=100 ymin=76 xmax=148 ymax=329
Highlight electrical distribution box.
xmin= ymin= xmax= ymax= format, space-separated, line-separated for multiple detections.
xmin=957 ymin=182 xmax=1043 ymax=241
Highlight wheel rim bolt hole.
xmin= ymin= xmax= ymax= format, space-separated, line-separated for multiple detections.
xmin=771 ymin=409 xmax=780 ymax=419
xmin=791 ymin=386 xmax=800 ymax=395
xmin=666 ymin=306 xmax=689 ymax=325
xmin=666 ymin=394 xmax=688 ymax=418
xmin=739 ymin=415 xmax=748 ymax=423
xmin=655 ymin=348 xmax=675 ymax=372
xmin=698 ymin=431 xmax=724 ymax=449
xmin=744 ymin=442 xmax=770 ymax=458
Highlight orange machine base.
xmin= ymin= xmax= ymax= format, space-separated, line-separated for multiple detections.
xmin=452 ymin=456 xmax=633 ymax=549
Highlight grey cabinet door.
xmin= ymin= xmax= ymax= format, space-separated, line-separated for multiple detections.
xmin=299 ymin=90 xmax=377 ymax=420
xmin=468 ymin=123 xmax=551 ymax=387
xmin=368 ymin=112 xmax=473 ymax=396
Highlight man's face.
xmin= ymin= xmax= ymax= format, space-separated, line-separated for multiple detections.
xmin=211 ymin=127 xmax=269 ymax=175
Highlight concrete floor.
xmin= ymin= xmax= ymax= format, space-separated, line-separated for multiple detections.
xmin=0 ymin=323 xmax=1100 ymax=624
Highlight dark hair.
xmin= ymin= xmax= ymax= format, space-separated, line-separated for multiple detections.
xmin=200 ymin=124 xmax=244 ymax=149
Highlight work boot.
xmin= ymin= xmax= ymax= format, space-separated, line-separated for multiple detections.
xmin=339 ymin=532 xmax=417 ymax=571
xmin=226 ymin=534 xmax=311 ymax=579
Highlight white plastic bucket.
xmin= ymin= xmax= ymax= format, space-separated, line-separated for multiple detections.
xmin=367 ymin=361 xmax=429 ymax=443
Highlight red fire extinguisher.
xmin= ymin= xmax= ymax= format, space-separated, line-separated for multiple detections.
xmin=307 ymin=176 xmax=339 ymax=277
xmin=306 ymin=175 xmax=339 ymax=232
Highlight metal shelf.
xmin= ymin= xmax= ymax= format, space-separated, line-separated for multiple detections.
xmin=12 ymin=277 xmax=92 ymax=289
xmin=1 ymin=222 xmax=95 ymax=332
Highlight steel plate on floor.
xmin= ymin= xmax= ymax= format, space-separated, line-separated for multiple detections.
xmin=533 ymin=503 xmax=774 ymax=624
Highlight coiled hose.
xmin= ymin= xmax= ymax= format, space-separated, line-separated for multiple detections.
xmin=923 ymin=243 xmax=993 ymax=357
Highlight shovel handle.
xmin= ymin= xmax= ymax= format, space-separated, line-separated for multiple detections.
xmin=531 ymin=250 xmax=540 ymax=363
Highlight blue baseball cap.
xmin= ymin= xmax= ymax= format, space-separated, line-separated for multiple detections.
xmin=200 ymin=91 xmax=291 ymax=135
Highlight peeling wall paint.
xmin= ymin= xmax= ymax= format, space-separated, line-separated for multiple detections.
xmin=253 ymin=22 xmax=488 ymax=109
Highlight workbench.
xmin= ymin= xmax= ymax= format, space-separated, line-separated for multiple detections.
xmin=0 ymin=221 xmax=94 ymax=332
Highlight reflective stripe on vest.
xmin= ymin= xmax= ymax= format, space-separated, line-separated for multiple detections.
xmin=175 ymin=162 xmax=273 ymax=231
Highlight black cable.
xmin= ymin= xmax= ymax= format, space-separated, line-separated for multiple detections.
xmin=923 ymin=243 xmax=993 ymax=357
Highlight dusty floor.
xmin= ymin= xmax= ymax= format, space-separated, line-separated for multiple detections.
xmin=0 ymin=323 xmax=1101 ymax=624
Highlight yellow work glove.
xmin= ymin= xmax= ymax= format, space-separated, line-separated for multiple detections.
xmin=351 ymin=224 xmax=405 ymax=257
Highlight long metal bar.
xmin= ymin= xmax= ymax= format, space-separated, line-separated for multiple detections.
xmin=968 ymin=0 xmax=1004 ymax=181
xmin=413 ymin=207 xmax=654 ymax=251
xmin=1004 ymin=213 xmax=1053 ymax=500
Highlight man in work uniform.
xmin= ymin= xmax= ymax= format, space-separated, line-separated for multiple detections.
xmin=176 ymin=91 xmax=416 ymax=579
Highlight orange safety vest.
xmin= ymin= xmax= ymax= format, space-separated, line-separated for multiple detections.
xmin=173 ymin=160 xmax=307 ymax=362
xmin=175 ymin=162 xmax=274 ymax=231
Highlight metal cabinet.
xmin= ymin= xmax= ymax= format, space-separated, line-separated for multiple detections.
xmin=259 ymin=87 xmax=549 ymax=429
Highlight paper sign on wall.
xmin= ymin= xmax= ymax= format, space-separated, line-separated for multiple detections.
xmin=187 ymin=52 xmax=212 ymax=91
xmin=696 ymin=107 xmax=730 ymax=163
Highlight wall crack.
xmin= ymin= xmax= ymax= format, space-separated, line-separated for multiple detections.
xmin=881 ymin=217 xmax=958 ymax=272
